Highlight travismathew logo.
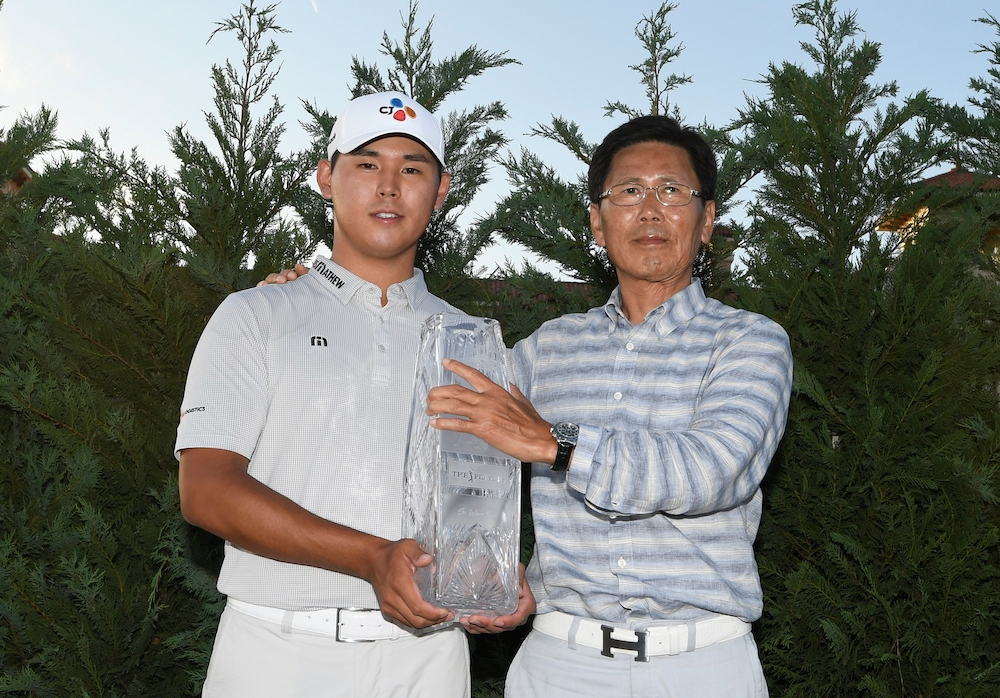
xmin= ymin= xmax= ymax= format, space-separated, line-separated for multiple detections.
xmin=313 ymin=260 xmax=345 ymax=289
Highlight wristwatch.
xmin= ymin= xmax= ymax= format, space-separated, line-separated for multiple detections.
xmin=549 ymin=421 xmax=579 ymax=472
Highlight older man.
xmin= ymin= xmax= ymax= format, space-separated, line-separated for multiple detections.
xmin=430 ymin=115 xmax=792 ymax=697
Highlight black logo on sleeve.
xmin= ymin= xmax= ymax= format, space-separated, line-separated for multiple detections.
xmin=180 ymin=406 xmax=206 ymax=420
xmin=311 ymin=336 xmax=328 ymax=346
xmin=313 ymin=260 xmax=345 ymax=289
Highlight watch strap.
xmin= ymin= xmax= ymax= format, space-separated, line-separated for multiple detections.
xmin=551 ymin=440 xmax=574 ymax=471
xmin=550 ymin=421 xmax=579 ymax=472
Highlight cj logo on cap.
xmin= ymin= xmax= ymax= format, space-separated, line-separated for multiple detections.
xmin=379 ymin=97 xmax=417 ymax=122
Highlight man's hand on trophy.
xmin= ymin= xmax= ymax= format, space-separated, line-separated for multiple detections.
xmin=427 ymin=359 xmax=558 ymax=466
xmin=460 ymin=563 xmax=536 ymax=634
xmin=367 ymin=538 xmax=453 ymax=629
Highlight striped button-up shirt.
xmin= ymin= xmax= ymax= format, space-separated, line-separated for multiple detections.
xmin=512 ymin=279 xmax=792 ymax=625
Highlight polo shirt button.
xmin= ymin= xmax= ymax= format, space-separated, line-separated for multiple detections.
xmin=378 ymin=345 xmax=386 ymax=352
xmin=626 ymin=342 xmax=634 ymax=351
xmin=618 ymin=557 xmax=627 ymax=568
xmin=613 ymin=391 xmax=623 ymax=400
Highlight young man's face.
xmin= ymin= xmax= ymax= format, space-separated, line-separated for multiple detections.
xmin=316 ymin=135 xmax=450 ymax=273
xmin=590 ymin=140 xmax=714 ymax=296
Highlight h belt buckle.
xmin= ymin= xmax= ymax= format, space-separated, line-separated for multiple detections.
xmin=601 ymin=624 xmax=648 ymax=662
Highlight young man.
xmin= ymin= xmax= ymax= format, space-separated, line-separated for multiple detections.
xmin=175 ymin=91 xmax=507 ymax=697
xmin=427 ymin=115 xmax=793 ymax=697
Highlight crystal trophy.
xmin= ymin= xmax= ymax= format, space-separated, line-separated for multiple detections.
xmin=402 ymin=312 xmax=521 ymax=617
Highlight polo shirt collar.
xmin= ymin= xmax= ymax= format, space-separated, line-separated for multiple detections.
xmin=601 ymin=278 xmax=708 ymax=337
xmin=309 ymin=256 xmax=428 ymax=310
xmin=396 ymin=268 xmax=430 ymax=309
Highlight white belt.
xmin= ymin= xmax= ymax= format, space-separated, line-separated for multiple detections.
xmin=532 ymin=611 xmax=750 ymax=662
xmin=227 ymin=598 xmax=414 ymax=642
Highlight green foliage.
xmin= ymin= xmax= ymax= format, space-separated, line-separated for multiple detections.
xmin=0 ymin=445 xmax=219 ymax=697
xmin=946 ymin=13 xmax=1000 ymax=177
xmin=470 ymin=677 xmax=505 ymax=698
xmin=170 ymin=1 xmax=317 ymax=293
xmin=733 ymin=2 xmax=939 ymax=264
xmin=603 ymin=1 xmax=691 ymax=121
xmin=480 ymin=151 xmax=613 ymax=288
xmin=0 ymin=137 xmax=223 ymax=696
xmin=728 ymin=2 xmax=1000 ymax=694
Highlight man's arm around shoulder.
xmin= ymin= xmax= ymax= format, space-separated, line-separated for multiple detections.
xmin=178 ymin=447 xmax=450 ymax=629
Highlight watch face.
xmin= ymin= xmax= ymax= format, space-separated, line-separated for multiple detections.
xmin=553 ymin=421 xmax=579 ymax=443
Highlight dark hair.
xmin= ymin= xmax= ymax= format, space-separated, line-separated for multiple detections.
xmin=588 ymin=115 xmax=717 ymax=204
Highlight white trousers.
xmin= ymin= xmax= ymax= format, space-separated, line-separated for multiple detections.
xmin=202 ymin=603 xmax=470 ymax=698
xmin=504 ymin=628 xmax=768 ymax=698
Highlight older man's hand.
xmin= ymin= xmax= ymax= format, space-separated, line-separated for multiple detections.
xmin=256 ymin=263 xmax=309 ymax=287
xmin=426 ymin=359 xmax=558 ymax=465
xmin=460 ymin=563 xmax=535 ymax=634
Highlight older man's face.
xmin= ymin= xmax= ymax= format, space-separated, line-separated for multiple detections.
xmin=590 ymin=141 xmax=714 ymax=296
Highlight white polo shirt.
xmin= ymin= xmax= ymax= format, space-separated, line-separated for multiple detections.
xmin=175 ymin=257 xmax=460 ymax=611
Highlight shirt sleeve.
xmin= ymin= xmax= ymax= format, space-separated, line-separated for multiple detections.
xmin=510 ymin=337 xmax=535 ymax=397
xmin=173 ymin=292 xmax=271 ymax=460
xmin=565 ymin=319 xmax=793 ymax=517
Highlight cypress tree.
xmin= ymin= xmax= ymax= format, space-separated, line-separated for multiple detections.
xmin=169 ymin=3 xmax=318 ymax=293
xmin=0 ymin=112 xmax=219 ymax=696
xmin=945 ymin=13 xmax=1000 ymax=179
xmin=728 ymin=2 xmax=1000 ymax=694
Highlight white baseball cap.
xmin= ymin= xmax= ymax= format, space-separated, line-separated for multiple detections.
xmin=327 ymin=91 xmax=445 ymax=168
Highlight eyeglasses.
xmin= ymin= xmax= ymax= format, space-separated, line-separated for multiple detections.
xmin=598 ymin=182 xmax=706 ymax=207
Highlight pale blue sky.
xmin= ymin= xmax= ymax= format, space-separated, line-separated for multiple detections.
xmin=0 ymin=0 xmax=994 ymax=270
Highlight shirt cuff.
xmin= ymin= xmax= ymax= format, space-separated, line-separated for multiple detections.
xmin=565 ymin=423 xmax=600 ymax=494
